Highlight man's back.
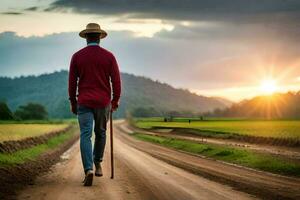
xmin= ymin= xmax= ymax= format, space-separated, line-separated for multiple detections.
xmin=68 ymin=45 xmax=121 ymax=109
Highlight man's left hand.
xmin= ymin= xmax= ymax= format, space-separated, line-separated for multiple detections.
xmin=111 ymin=101 xmax=119 ymax=112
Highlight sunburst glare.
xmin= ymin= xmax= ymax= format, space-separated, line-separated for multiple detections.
xmin=260 ymin=79 xmax=278 ymax=95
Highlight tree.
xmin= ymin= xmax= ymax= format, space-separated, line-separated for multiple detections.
xmin=0 ymin=101 xmax=14 ymax=120
xmin=131 ymin=107 xmax=161 ymax=117
xmin=14 ymin=103 xmax=48 ymax=120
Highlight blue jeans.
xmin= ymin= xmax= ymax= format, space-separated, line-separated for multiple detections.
xmin=77 ymin=104 xmax=110 ymax=173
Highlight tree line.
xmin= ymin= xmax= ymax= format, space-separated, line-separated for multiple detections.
xmin=130 ymin=91 xmax=300 ymax=120
xmin=0 ymin=102 xmax=48 ymax=120
xmin=204 ymin=91 xmax=300 ymax=119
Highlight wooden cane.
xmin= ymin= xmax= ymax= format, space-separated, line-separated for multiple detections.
xmin=110 ymin=109 xmax=114 ymax=179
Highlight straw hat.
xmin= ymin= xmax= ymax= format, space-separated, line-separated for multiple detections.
xmin=79 ymin=23 xmax=107 ymax=39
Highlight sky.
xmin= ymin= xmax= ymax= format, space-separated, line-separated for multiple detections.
xmin=1 ymin=0 xmax=300 ymax=101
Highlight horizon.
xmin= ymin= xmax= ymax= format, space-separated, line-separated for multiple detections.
xmin=1 ymin=0 xmax=300 ymax=101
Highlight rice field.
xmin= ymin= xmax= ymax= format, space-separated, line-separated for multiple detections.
xmin=134 ymin=118 xmax=300 ymax=138
xmin=0 ymin=124 xmax=69 ymax=141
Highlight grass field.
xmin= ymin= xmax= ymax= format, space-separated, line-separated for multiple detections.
xmin=0 ymin=124 xmax=69 ymax=141
xmin=0 ymin=128 xmax=77 ymax=166
xmin=0 ymin=119 xmax=77 ymax=124
xmin=133 ymin=132 xmax=300 ymax=177
xmin=134 ymin=118 xmax=300 ymax=138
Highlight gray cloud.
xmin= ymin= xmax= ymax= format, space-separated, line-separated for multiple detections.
xmin=24 ymin=6 xmax=38 ymax=11
xmin=45 ymin=0 xmax=300 ymax=45
xmin=156 ymin=21 xmax=300 ymax=43
xmin=1 ymin=12 xmax=23 ymax=15
xmin=47 ymin=0 xmax=300 ymax=23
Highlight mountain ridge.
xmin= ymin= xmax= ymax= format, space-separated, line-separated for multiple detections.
xmin=0 ymin=70 xmax=228 ymax=118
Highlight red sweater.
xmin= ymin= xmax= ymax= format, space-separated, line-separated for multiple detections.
xmin=68 ymin=45 xmax=121 ymax=108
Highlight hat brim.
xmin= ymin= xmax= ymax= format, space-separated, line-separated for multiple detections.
xmin=79 ymin=29 xmax=107 ymax=39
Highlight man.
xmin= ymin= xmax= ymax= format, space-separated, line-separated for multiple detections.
xmin=68 ymin=23 xmax=121 ymax=186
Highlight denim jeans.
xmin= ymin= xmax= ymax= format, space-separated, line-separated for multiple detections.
xmin=77 ymin=104 xmax=110 ymax=173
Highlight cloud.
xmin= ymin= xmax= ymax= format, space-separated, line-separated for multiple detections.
xmin=45 ymin=0 xmax=300 ymax=42
xmin=24 ymin=6 xmax=38 ymax=11
xmin=47 ymin=0 xmax=300 ymax=23
xmin=1 ymin=29 xmax=299 ymax=91
xmin=1 ymin=12 xmax=23 ymax=15
xmin=155 ymin=21 xmax=300 ymax=43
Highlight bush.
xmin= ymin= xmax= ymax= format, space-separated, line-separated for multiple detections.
xmin=131 ymin=107 xmax=162 ymax=117
xmin=0 ymin=101 xmax=14 ymax=120
xmin=14 ymin=103 xmax=48 ymax=120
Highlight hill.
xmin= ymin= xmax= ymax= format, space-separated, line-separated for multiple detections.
xmin=0 ymin=71 xmax=227 ymax=118
xmin=212 ymin=97 xmax=233 ymax=107
xmin=211 ymin=92 xmax=300 ymax=119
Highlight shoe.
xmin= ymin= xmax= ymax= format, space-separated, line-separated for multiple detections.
xmin=95 ymin=162 xmax=103 ymax=177
xmin=83 ymin=170 xmax=93 ymax=186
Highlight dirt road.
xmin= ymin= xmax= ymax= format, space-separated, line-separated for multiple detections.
xmin=17 ymin=121 xmax=256 ymax=200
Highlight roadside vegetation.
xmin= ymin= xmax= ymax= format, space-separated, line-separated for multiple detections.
xmin=0 ymin=117 xmax=79 ymax=166
xmin=132 ymin=132 xmax=300 ymax=177
xmin=0 ymin=119 xmax=77 ymax=124
xmin=0 ymin=115 xmax=79 ymax=197
xmin=0 ymin=128 xmax=77 ymax=166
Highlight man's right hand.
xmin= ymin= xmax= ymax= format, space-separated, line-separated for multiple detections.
xmin=70 ymin=103 xmax=77 ymax=115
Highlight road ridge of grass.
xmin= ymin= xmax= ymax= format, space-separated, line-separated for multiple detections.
xmin=132 ymin=132 xmax=300 ymax=177
xmin=0 ymin=126 xmax=77 ymax=166
xmin=0 ymin=125 xmax=73 ymax=153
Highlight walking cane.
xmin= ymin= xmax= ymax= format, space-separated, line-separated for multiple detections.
xmin=110 ymin=109 xmax=114 ymax=179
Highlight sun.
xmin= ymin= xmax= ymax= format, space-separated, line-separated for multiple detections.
xmin=260 ymin=79 xmax=278 ymax=94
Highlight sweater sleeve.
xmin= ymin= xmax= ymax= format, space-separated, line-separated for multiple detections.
xmin=68 ymin=54 xmax=78 ymax=104
xmin=110 ymin=55 xmax=121 ymax=104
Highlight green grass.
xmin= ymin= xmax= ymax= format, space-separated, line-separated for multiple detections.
xmin=0 ymin=128 xmax=77 ymax=166
xmin=0 ymin=124 xmax=70 ymax=141
xmin=0 ymin=119 xmax=77 ymax=124
xmin=134 ymin=118 xmax=300 ymax=138
xmin=133 ymin=133 xmax=300 ymax=177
